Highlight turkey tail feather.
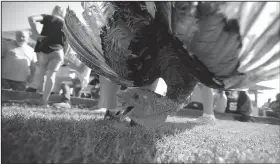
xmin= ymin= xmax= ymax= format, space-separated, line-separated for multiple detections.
xmin=238 ymin=16 xmax=280 ymax=71
xmin=64 ymin=7 xmax=133 ymax=86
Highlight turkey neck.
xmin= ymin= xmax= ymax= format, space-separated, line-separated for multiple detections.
xmin=154 ymin=18 xmax=199 ymax=108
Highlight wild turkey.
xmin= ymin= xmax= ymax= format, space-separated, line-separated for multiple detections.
xmin=63 ymin=2 xmax=280 ymax=129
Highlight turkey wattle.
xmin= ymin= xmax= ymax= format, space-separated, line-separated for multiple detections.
xmin=63 ymin=2 xmax=280 ymax=129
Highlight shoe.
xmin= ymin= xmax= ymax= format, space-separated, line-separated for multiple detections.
xmin=191 ymin=114 xmax=216 ymax=125
xmin=25 ymin=87 xmax=37 ymax=92
xmin=52 ymin=102 xmax=71 ymax=109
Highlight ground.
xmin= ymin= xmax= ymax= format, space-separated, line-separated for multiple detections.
xmin=2 ymin=102 xmax=280 ymax=163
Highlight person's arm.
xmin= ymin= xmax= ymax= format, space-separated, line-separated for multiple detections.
xmin=28 ymin=15 xmax=47 ymax=40
xmin=63 ymin=43 xmax=70 ymax=55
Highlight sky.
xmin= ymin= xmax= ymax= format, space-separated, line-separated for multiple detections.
xmin=2 ymin=2 xmax=83 ymax=32
xmin=1 ymin=2 xmax=279 ymax=107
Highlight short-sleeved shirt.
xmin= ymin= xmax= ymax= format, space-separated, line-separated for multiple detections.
xmin=34 ymin=14 xmax=65 ymax=54
xmin=2 ymin=40 xmax=37 ymax=82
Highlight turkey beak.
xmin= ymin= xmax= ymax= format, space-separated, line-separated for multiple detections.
xmin=120 ymin=106 xmax=135 ymax=121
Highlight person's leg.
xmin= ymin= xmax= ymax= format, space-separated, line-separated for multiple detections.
xmin=26 ymin=53 xmax=48 ymax=92
xmin=98 ymin=76 xmax=120 ymax=109
xmin=201 ymin=85 xmax=215 ymax=115
xmin=72 ymin=78 xmax=82 ymax=98
xmin=193 ymin=84 xmax=216 ymax=123
xmin=42 ymin=50 xmax=64 ymax=105
xmin=61 ymin=83 xmax=72 ymax=102
xmin=42 ymin=70 xmax=57 ymax=105
xmin=73 ymin=87 xmax=82 ymax=98
xmin=52 ymin=83 xmax=72 ymax=108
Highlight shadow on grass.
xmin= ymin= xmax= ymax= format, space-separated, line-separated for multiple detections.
xmin=1 ymin=108 xmax=204 ymax=163
xmin=1 ymin=113 xmax=157 ymax=163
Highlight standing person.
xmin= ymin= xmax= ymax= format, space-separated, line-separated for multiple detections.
xmin=25 ymin=5 xmax=68 ymax=106
xmin=2 ymin=31 xmax=37 ymax=91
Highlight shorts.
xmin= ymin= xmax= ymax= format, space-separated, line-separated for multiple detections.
xmin=37 ymin=50 xmax=64 ymax=72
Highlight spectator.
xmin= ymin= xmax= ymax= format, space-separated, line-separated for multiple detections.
xmin=25 ymin=5 xmax=68 ymax=106
xmin=2 ymin=30 xmax=37 ymax=91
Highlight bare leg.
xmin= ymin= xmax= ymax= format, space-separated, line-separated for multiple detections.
xmin=28 ymin=53 xmax=48 ymax=90
xmin=42 ymin=70 xmax=57 ymax=105
xmin=52 ymin=83 xmax=72 ymax=108
xmin=42 ymin=50 xmax=64 ymax=105
xmin=201 ymin=84 xmax=215 ymax=115
xmin=98 ymin=76 xmax=120 ymax=109
xmin=194 ymin=84 xmax=216 ymax=123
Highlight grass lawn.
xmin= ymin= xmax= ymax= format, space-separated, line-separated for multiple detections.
xmin=2 ymin=102 xmax=280 ymax=163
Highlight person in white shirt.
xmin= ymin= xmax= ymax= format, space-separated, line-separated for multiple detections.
xmin=2 ymin=30 xmax=37 ymax=91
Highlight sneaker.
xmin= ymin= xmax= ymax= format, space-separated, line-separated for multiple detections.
xmin=53 ymin=102 xmax=71 ymax=109
xmin=25 ymin=87 xmax=37 ymax=92
xmin=191 ymin=114 xmax=216 ymax=125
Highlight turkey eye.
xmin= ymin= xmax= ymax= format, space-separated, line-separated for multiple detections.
xmin=133 ymin=93 xmax=139 ymax=100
